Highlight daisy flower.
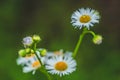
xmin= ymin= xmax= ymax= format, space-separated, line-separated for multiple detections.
xmin=71 ymin=8 xmax=100 ymax=29
xmin=45 ymin=53 xmax=77 ymax=77
xmin=17 ymin=53 xmax=42 ymax=74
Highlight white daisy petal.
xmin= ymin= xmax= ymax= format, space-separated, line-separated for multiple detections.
xmin=23 ymin=66 xmax=33 ymax=73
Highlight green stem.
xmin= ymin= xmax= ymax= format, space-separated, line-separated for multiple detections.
xmin=33 ymin=43 xmax=52 ymax=80
xmin=86 ymin=31 xmax=96 ymax=37
xmin=72 ymin=31 xmax=85 ymax=58
xmin=40 ymin=67 xmax=53 ymax=80
xmin=72 ymin=29 xmax=96 ymax=58
xmin=33 ymin=43 xmax=42 ymax=65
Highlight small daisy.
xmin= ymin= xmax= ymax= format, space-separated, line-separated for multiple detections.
xmin=17 ymin=53 xmax=41 ymax=74
xmin=22 ymin=36 xmax=33 ymax=47
xmin=45 ymin=53 xmax=77 ymax=77
xmin=71 ymin=8 xmax=100 ymax=29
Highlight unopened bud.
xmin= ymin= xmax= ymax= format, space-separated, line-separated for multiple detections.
xmin=18 ymin=49 xmax=26 ymax=57
xmin=25 ymin=48 xmax=31 ymax=54
xmin=93 ymin=35 xmax=103 ymax=45
xmin=40 ymin=49 xmax=47 ymax=56
xmin=30 ymin=49 xmax=34 ymax=53
xmin=32 ymin=35 xmax=41 ymax=43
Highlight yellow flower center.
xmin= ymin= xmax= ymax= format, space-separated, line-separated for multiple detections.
xmin=55 ymin=61 xmax=68 ymax=71
xmin=79 ymin=15 xmax=91 ymax=23
xmin=32 ymin=61 xmax=40 ymax=68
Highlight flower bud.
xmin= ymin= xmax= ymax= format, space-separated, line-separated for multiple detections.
xmin=93 ymin=35 xmax=103 ymax=45
xmin=25 ymin=48 xmax=31 ymax=54
xmin=30 ymin=49 xmax=34 ymax=53
xmin=32 ymin=35 xmax=41 ymax=43
xmin=40 ymin=49 xmax=47 ymax=56
xmin=18 ymin=49 xmax=26 ymax=57
xmin=22 ymin=36 xmax=33 ymax=47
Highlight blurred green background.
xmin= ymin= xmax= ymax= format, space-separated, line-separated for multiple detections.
xmin=0 ymin=0 xmax=120 ymax=80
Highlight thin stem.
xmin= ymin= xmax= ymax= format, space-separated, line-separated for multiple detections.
xmin=40 ymin=67 xmax=53 ymax=80
xmin=83 ymin=28 xmax=96 ymax=37
xmin=86 ymin=31 xmax=96 ymax=37
xmin=33 ymin=43 xmax=52 ymax=80
xmin=33 ymin=43 xmax=42 ymax=65
xmin=72 ymin=32 xmax=85 ymax=58
xmin=72 ymin=29 xmax=96 ymax=58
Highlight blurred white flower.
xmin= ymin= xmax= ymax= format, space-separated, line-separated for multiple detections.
xmin=71 ymin=8 xmax=100 ymax=29
xmin=45 ymin=49 xmax=72 ymax=58
xmin=17 ymin=53 xmax=42 ymax=74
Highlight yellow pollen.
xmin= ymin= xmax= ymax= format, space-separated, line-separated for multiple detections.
xmin=55 ymin=61 xmax=68 ymax=71
xmin=79 ymin=15 xmax=91 ymax=23
xmin=32 ymin=61 xmax=40 ymax=67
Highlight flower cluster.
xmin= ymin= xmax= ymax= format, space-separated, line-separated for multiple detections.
xmin=16 ymin=8 xmax=103 ymax=80
xmin=17 ymin=35 xmax=77 ymax=76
